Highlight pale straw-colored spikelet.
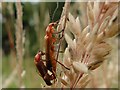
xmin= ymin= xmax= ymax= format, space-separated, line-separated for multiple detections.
xmin=60 ymin=1 xmax=119 ymax=88
xmin=73 ymin=61 xmax=88 ymax=73
xmin=67 ymin=13 xmax=81 ymax=38
xmin=87 ymin=1 xmax=94 ymax=30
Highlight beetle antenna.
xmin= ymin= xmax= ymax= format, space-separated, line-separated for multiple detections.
xmin=52 ymin=2 xmax=59 ymax=22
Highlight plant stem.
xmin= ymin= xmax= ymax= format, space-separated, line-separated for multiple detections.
xmin=56 ymin=0 xmax=70 ymax=64
xmin=15 ymin=2 xmax=23 ymax=87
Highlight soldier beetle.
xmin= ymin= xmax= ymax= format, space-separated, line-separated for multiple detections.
xmin=45 ymin=21 xmax=58 ymax=75
xmin=34 ymin=51 xmax=55 ymax=85
xmin=45 ymin=21 xmax=70 ymax=75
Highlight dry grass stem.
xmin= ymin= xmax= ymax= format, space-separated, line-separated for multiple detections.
xmin=56 ymin=0 xmax=70 ymax=63
xmin=15 ymin=2 xmax=24 ymax=87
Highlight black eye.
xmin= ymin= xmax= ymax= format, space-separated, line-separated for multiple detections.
xmin=51 ymin=23 xmax=54 ymax=26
